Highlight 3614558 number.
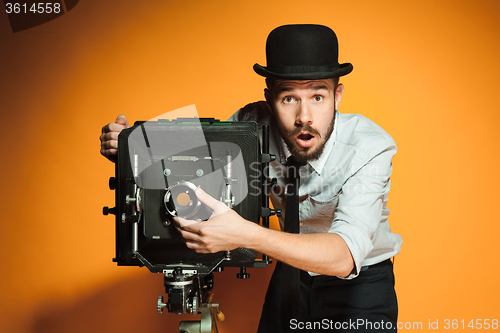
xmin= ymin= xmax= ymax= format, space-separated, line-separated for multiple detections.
xmin=444 ymin=319 xmax=498 ymax=329
xmin=5 ymin=3 xmax=62 ymax=14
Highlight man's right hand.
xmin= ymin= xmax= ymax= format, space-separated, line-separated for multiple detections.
xmin=100 ymin=115 xmax=130 ymax=162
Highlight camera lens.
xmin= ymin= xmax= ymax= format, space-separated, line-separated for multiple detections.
xmin=164 ymin=181 xmax=201 ymax=218
xmin=176 ymin=192 xmax=190 ymax=206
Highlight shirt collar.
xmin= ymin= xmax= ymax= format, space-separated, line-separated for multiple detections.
xmin=280 ymin=110 xmax=338 ymax=175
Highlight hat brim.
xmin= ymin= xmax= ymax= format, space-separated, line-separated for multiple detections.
xmin=253 ymin=63 xmax=353 ymax=80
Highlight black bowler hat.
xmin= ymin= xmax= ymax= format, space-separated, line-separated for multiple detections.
xmin=253 ymin=24 xmax=353 ymax=80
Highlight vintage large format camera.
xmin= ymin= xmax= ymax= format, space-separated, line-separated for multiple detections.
xmin=103 ymin=117 xmax=279 ymax=332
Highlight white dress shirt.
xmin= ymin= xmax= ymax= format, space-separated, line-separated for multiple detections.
xmin=229 ymin=108 xmax=402 ymax=279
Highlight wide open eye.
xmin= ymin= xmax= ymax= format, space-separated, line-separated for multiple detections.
xmin=283 ymin=96 xmax=295 ymax=103
xmin=313 ymin=95 xmax=323 ymax=102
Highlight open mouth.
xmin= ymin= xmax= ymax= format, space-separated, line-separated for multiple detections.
xmin=298 ymin=133 xmax=314 ymax=141
xmin=295 ymin=132 xmax=315 ymax=148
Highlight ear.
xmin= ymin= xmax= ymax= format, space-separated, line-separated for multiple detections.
xmin=264 ymin=88 xmax=274 ymax=114
xmin=335 ymin=83 xmax=345 ymax=110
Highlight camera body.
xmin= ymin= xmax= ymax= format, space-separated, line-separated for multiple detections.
xmin=110 ymin=118 xmax=263 ymax=270
xmin=104 ymin=117 xmax=277 ymax=330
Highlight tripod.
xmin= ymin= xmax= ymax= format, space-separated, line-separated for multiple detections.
xmin=156 ymin=267 xmax=224 ymax=333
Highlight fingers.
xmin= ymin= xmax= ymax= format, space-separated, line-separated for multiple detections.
xmin=173 ymin=216 xmax=198 ymax=228
xmin=195 ymin=188 xmax=229 ymax=215
xmin=101 ymin=122 xmax=128 ymax=135
xmin=184 ymin=241 xmax=210 ymax=253
xmin=115 ymin=114 xmax=130 ymax=128
xmin=172 ymin=213 xmax=234 ymax=253
xmin=100 ymin=147 xmax=118 ymax=159
xmin=100 ymin=115 xmax=130 ymax=160
xmin=100 ymin=132 xmax=120 ymax=147
xmin=172 ymin=217 xmax=201 ymax=237
xmin=173 ymin=217 xmax=206 ymax=251
xmin=100 ymin=129 xmax=121 ymax=160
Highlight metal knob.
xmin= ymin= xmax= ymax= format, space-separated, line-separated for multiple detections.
xmin=236 ymin=267 xmax=250 ymax=279
xmin=109 ymin=177 xmax=116 ymax=190
xmin=102 ymin=206 xmax=116 ymax=215
xmin=157 ymin=296 xmax=167 ymax=314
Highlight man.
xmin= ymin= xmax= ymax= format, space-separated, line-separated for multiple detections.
xmin=101 ymin=24 xmax=402 ymax=332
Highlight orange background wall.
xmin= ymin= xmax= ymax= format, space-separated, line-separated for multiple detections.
xmin=1 ymin=0 xmax=499 ymax=332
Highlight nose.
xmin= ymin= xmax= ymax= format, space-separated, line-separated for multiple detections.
xmin=295 ymin=102 xmax=313 ymax=126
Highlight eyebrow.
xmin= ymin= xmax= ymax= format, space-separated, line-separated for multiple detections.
xmin=275 ymin=84 xmax=329 ymax=95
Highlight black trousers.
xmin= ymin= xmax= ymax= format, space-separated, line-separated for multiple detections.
xmin=257 ymin=260 xmax=398 ymax=332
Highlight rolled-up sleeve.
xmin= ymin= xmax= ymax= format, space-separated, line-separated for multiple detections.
xmin=328 ymin=140 xmax=397 ymax=279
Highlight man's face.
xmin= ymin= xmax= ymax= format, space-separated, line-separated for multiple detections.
xmin=266 ymin=79 xmax=344 ymax=163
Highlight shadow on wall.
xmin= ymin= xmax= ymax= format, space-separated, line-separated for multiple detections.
xmin=32 ymin=263 xmax=275 ymax=333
